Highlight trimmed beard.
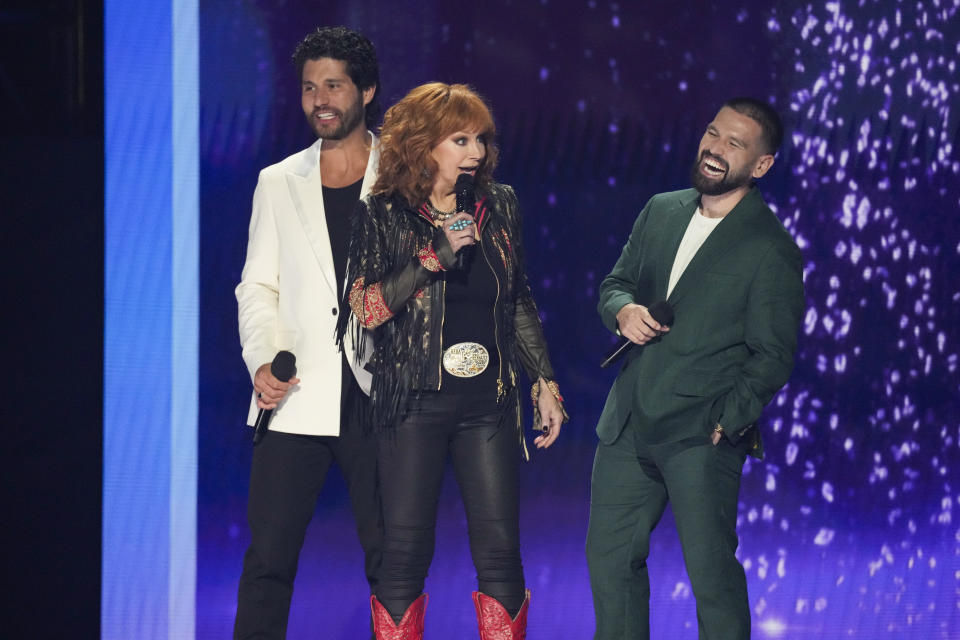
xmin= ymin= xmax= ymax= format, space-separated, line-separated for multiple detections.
xmin=307 ymin=91 xmax=365 ymax=140
xmin=690 ymin=151 xmax=754 ymax=196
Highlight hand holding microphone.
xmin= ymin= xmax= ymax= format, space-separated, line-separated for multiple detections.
xmin=453 ymin=173 xmax=477 ymax=269
xmin=253 ymin=350 xmax=298 ymax=444
xmin=442 ymin=212 xmax=476 ymax=254
xmin=616 ymin=301 xmax=673 ymax=345
xmin=600 ymin=301 xmax=674 ymax=368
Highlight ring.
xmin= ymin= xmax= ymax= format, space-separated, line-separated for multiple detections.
xmin=449 ymin=219 xmax=472 ymax=231
xmin=257 ymin=392 xmax=263 ymax=399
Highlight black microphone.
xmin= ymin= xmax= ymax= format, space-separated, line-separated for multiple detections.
xmin=252 ymin=350 xmax=297 ymax=444
xmin=454 ymin=173 xmax=476 ymax=270
xmin=600 ymin=300 xmax=674 ymax=368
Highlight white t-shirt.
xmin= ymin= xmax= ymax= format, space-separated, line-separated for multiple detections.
xmin=666 ymin=207 xmax=724 ymax=297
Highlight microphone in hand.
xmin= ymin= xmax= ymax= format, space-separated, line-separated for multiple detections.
xmin=253 ymin=350 xmax=297 ymax=444
xmin=600 ymin=301 xmax=674 ymax=368
xmin=454 ymin=173 xmax=476 ymax=270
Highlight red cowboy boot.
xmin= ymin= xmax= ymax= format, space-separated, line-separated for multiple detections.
xmin=472 ymin=590 xmax=530 ymax=640
xmin=371 ymin=594 xmax=428 ymax=640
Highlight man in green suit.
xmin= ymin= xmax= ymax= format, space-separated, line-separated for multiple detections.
xmin=586 ymin=98 xmax=804 ymax=639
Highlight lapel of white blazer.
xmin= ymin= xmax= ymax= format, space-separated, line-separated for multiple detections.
xmin=286 ymin=139 xmax=337 ymax=298
xmin=284 ymin=134 xmax=379 ymax=300
xmin=358 ymin=133 xmax=380 ymax=204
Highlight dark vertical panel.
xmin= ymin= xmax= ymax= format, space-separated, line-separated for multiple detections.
xmin=0 ymin=0 xmax=103 ymax=636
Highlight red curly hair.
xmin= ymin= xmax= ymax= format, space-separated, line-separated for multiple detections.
xmin=373 ymin=82 xmax=499 ymax=205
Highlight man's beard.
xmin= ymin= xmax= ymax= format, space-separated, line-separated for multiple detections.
xmin=690 ymin=151 xmax=753 ymax=196
xmin=308 ymin=92 xmax=365 ymax=140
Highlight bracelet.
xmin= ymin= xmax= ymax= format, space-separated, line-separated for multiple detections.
xmin=713 ymin=423 xmax=724 ymax=434
xmin=531 ymin=378 xmax=570 ymax=430
xmin=531 ymin=379 xmax=564 ymax=405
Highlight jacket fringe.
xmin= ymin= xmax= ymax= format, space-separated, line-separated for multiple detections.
xmin=336 ymin=186 xmax=561 ymax=441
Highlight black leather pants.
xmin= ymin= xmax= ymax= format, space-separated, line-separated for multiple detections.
xmin=373 ymin=392 xmax=526 ymax=620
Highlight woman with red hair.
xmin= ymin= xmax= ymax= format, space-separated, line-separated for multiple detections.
xmin=338 ymin=82 xmax=567 ymax=639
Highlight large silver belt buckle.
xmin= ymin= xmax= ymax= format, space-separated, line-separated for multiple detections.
xmin=442 ymin=342 xmax=490 ymax=378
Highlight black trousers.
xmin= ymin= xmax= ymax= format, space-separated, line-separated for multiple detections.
xmin=234 ymin=375 xmax=382 ymax=640
xmin=374 ymin=392 xmax=526 ymax=620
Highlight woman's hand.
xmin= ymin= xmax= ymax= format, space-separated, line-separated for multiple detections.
xmin=442 ymin=212 xmax=477 ymax=254
xmin=533 ymin=379 xmax=564 ymax=449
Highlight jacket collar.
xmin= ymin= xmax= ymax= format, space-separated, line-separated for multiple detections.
xmin=665 ymin=186 xmax=766 ymax=307
xmin=415 ymin=196 xmax=491 ymax=230
xmin=655 ymin=189 xmax=699 ymax=300
xmin=285 ymin=132 xmax=379 ymax=297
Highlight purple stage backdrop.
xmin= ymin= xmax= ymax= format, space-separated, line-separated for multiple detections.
xmin=196 ymin=1 xmax=959 ymax=637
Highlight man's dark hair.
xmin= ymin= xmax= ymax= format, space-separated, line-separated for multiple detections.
xmin=292 ymin=26 xmax=381 ymax=129
xmin=723 ymin=97 xmax=784 ymax=156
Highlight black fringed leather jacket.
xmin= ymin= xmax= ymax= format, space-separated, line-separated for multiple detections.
xmin=338 ymin=183 xmax=559 ymax=452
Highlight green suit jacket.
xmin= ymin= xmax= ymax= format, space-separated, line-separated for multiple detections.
xmin=596 ymin=187 xmax=804 ymax=457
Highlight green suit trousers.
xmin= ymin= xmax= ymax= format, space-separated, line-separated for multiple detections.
xmin=586 ymin=420 xmax=751 ymax=639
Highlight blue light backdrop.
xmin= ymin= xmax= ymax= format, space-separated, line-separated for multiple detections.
xmin=103 ymin=0 xmax=197 ymax=637
xmin=105 ymin=0 xmax=959 ymax=638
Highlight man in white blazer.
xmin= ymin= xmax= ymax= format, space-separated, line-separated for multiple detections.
xmin=233 ymin=27 xmax=383 ymax=639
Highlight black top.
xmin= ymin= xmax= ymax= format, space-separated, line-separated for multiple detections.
xmin=323 ymin=177 xmax=364 ymax=410
xmin=323 ymin=177 xmax=364 ymax=290
xmin=440 ymin=246 xmax=500 ymax=396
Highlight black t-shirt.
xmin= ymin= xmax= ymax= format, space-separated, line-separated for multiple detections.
xmin=323 ymin=178 xmax=364 ymax=410
xmin=323 ymin=178 xmax=364 ymax=290
xmin=440 ymin=247 xmax=501 ymax=397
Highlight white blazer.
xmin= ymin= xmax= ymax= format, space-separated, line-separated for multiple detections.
xmin=236 ymin=134 xmax=378 ymax=436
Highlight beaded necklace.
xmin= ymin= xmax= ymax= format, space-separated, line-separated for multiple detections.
xmin=426 ymin=201 xmax=455 ymax=222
